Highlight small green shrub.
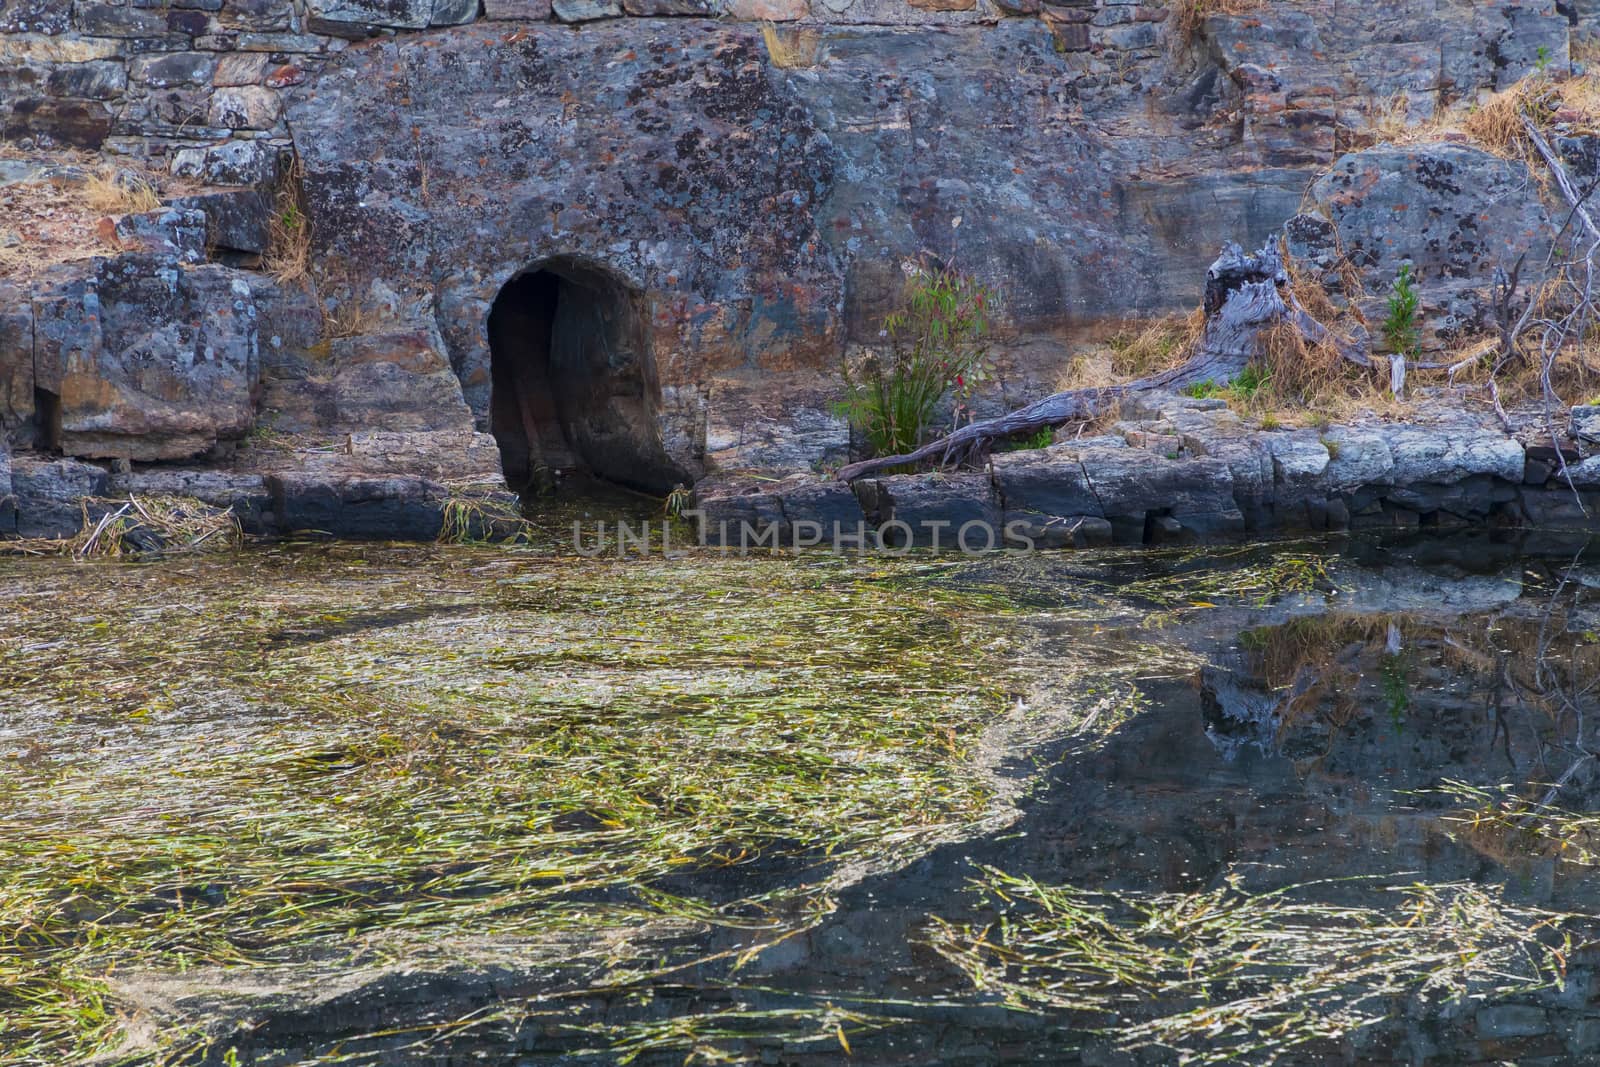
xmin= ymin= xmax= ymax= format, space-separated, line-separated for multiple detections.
xmin=1259 ymin=412 xmax=1281 ymax=430
xmin=1321 ymin=435 xmax=1341 ymax=459
xmin=1383 ymin=263 xmax=1421 ymax=358
xmin=837 ymin=259 xmax=997 ymax=459
xmin=663 ymin=484 xmax=693 ymax=518
xmin=1180 ymin=379 xmax=1222 ymax=399
xmin=1181 ymin=367 xmax=1270 ymax=404
xmin=1231 ymin=364 xmax=1272 ymax=400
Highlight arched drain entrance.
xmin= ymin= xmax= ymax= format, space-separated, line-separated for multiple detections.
xmin=487 ymin=258 xmax=684 ymax=495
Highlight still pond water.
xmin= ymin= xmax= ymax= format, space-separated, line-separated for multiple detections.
xmin=4 ymin=519 xmax=1600 ymax=1065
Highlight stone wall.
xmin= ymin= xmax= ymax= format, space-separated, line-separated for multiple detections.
xmin=4 ymin=1 xmax=1600 ymax=533
xmin=0 ymin=0 xmax=1005 ymax=168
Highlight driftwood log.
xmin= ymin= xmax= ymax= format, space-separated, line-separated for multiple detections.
xmin=835 ymin=235 xmax=1372 ymax=482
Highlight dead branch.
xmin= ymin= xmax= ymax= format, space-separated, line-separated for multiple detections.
xmin=1523 ymin=115 xmax=1600 ymax=244
xmin=1514 ymin=110 xmax=1600 ymax=509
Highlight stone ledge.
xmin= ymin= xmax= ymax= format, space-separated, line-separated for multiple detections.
xmin=695 ymin=396 xmax=1600 ymax=550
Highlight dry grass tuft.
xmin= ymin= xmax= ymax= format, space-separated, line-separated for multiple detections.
xmin=1283 ymin=252 xmax=1343 ymax=324
xmin=82 ymin=166 xmax=160 ymax=215
xmin=1254 ymin=318 xmax=1372 ymax=410
xmin=1368 ymin=92 xmax=1480 ymax=151
xmin=1061 ymin=312 xmax=1200 ymax=392
xmin=1219 ymin=249 xmax=1395 ymax=422
xmin=1431 ymin=262 xmax=1600 ymax=413
xmin=1447 ymin=331 xmax=1600 ymax=410
xmin=1368 ymin=92 xmax=1412 ymax=144
xmin=1 ymin=495 xmax=243 ymax=559
xmin=265 ymin=204 xmax=310 ymax=285
xmin=760 ymin=23 xmax=826 ymax=69
xmin=0 ymin=155 xmax=183 ymax=280
xmin=1171 ymin=0 xmax=1265 ymax=47
xmin=73 ymin=495 xmax=242 ymax=558
xmin=1462 ymin=77 xmax=1556 ymax=158
xmin=1108 ymin=310 xmax=1203 ymax=378
xmin=1366 ymin=69 xmax=1600 ymax=167
xmin=323 ymin=299 xmax=384 ymax=339
xmin=264 ymin=158 xmax=312 ymax=287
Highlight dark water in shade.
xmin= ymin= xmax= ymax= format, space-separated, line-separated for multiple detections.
xmin=3 ymin=527 xmax=1600 ymax=1065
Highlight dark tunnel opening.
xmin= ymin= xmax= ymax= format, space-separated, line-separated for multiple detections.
xmin=487 ymin=259 xmax=685 ymax=496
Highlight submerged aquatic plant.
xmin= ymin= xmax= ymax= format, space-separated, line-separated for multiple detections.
xmin=1116 ymin=546 xmax=1331 ymax=609
xmin=928 ymin=867 xmax=1582 ymax=1065
xmin=437 ymin=482 xmax=529 ymax=544
xmin=1436 ymin=779 xmax=1600 ymax=868
xmin=0 ymin=546 xmax=1020 ymax=1063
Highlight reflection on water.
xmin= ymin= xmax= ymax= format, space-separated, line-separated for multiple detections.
xmin=2 ymin=528 xmax=1600 ymax=1064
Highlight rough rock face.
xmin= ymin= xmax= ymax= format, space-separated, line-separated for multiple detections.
xmin=34 ymin=253 xmax=260 ymax=461
xmin=287 ymin=20 xmax=845 ymax=480
xmin=1313 ymin=144 xmax=1553 ymax=283
xmin=0 ymin=437 xmax=12 ymax=533
xmin=1299 ymin=143 xmax=1555 ymax=345
xmin=276 ymin=10 xmax=1590 ymax=479
xmin=8 ymin=454 xmax=110 ymax=538
xmin=259 ymin=325 xmax=476 ymax=437
xmin=0 ymin=281 xmax=34 ymax=436
xmin=4 ymin=1 xmax=1600 ymax=536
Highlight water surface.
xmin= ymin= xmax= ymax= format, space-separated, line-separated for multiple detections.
xmin=3 ymin=528 xmax=1599 ymax=1065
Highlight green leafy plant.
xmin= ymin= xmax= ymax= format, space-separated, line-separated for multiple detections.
xmin=1536 ymin=44 xmax=1552 ymax=72
xmin=1001 ymin=427 xmax=1055 ymax=452
xmin=1383 ymin=263 xmax=1421 ymax=359
xmin=837 ymin=258 xmax=996 ymax=460
xmin=1231 ymin=364 xmax=1273 ymax=400
xmin=1180 ymin=379 xmax=1223 ymax=399
xmin=663 ymin=483 xmax=694 ymax=518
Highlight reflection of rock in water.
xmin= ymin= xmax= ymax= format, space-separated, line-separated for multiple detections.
xmin=1199 ymin=663 xmax=1280 ymax=760
xmin=1198 ymin=644 xmax=1335 ymax=761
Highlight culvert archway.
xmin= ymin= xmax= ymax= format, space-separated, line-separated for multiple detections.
xmin=486 ymin=258 xmax=684 ymax=495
